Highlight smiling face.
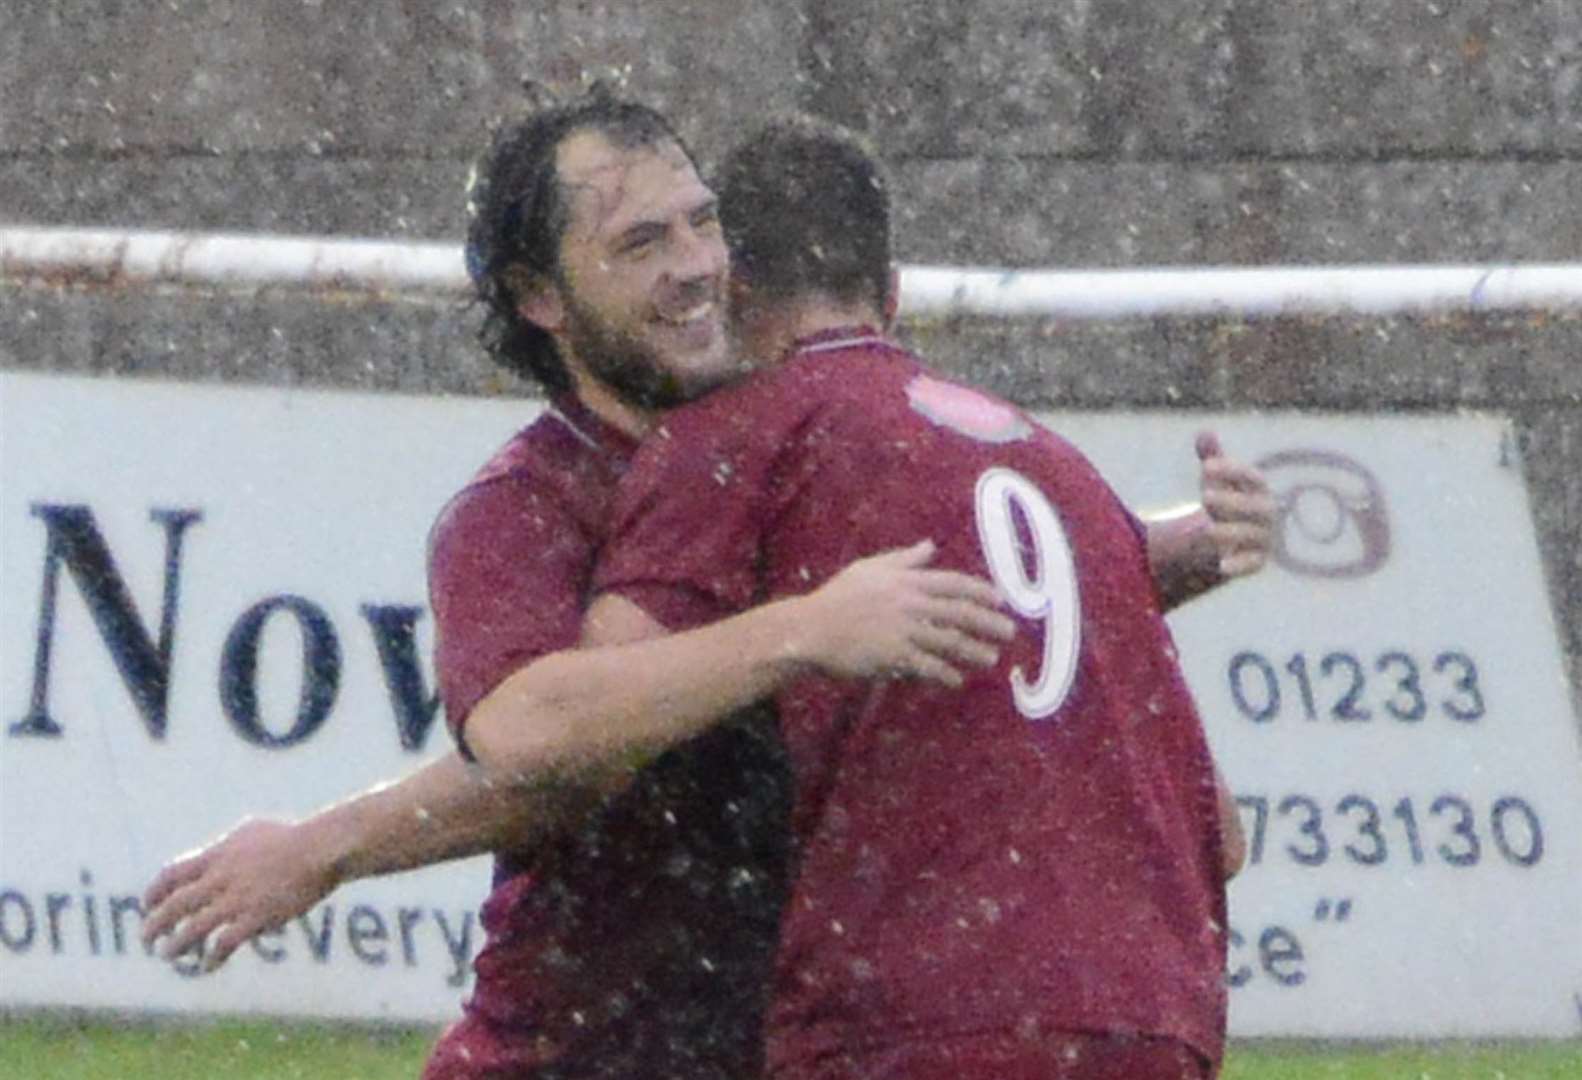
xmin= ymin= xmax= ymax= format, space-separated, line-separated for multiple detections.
xmin=531 ymin=129 xmax=738 ymax=410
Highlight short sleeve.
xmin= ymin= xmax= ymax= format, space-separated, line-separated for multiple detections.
xmin=428 ymin=476 xmax=593 ymax=754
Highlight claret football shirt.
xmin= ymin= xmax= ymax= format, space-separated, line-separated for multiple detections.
xmin=424 ymin=394 xmax=791 ymax=1079
xmin=596 ymin=330 xmax=1228 ymax=1077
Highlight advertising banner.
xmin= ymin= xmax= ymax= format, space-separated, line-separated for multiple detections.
xmin=1053 ymin=410 xmax=1582 ymax=1039
xmin=3 ymin=372 xmax=1579 ymax=1034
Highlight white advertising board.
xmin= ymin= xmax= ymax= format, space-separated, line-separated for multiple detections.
xmin=3 ymin=371 xmax=1580 ymax=1036
xmin=1 ymin=373 xmax=523 ymax=1023
xmin=1049 ymin=410 xmax=1582 ymax=1039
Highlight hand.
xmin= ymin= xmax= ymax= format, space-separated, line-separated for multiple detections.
xmin=1196 ymin=431 xmax=1275 ymax=579
xmin=141 ymin=817 xmax=337 ymax=972
xmin=796 ymin=540 xmax=1015 ymax=687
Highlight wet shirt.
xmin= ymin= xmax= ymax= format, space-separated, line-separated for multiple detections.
xmin=595 ymin=330 xmax=1229 ymax=1078
xmin=427 ymin=395 xmax=791 ymax=1079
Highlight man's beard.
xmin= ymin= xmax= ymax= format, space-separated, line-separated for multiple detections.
xmin=563 ymin=293 xmax=716 ymax=411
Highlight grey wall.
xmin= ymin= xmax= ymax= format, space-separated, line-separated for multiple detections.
xmin=2 ymin=2 xmax=1577 ymax=691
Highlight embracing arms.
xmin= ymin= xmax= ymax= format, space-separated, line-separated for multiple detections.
xmin=141 ymin=541 xmax=1011 ymax=968
xmin=464 ymin=540 xmax=1012 ymax=780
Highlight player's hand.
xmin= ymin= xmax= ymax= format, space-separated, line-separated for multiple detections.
xmin=798 ymin=540 xmax=1014 ymax=687
xmin=140 ymin=817 xmax=337 ymax=973
xmin=1196 ymin=431 xmax=1276 ymax=579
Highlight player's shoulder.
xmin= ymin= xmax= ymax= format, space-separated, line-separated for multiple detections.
xmin=469 ymin=408 xmax=603 ymax=483
xmin=901 ymin=364 xmax=1041 ymax=447
xmin=649 ymin=358 xmax=822 ymax=447
xmin=430 ymin=410 xmax=612 ymax=554
xmin=1014 ymin=422 xmax=1145 ymax=543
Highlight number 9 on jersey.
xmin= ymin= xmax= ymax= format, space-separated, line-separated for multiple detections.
xmin=974 ymin=467 xmax=1082 ymax=721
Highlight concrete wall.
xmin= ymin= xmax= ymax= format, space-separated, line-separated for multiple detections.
xmin=2 ymin=1 xmax=1577 ymax=688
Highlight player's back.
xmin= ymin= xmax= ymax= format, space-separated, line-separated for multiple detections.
xmin=728 ymin=336 xmax=1230 ymax=1075
xmin=596 ymin=331 xmax=1230 ymax=1076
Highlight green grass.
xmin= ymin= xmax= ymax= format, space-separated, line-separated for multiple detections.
xmin=0 ymin=1017 xmax=436 ymax=1080
xmin=1222 ymin=1040 xmax=1582 ymax=1079
xmin=2 ymin=1018 xmax=1579 ymax=1079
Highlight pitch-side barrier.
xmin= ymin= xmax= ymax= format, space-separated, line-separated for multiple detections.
xmin=3 ymin=225 xmax=1581 ymax=318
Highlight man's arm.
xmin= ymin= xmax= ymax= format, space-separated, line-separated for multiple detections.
xmin=572 ymin=559 xmax=1259 ymax=883
xmin=144 ymin=542 xmax=1010 ymax=969
xmin=141 ymin=751 xmax=532 ymax=968
xmin=466 ymin=541 xmax=1012 ymax=783
xmin=1145 ymin=431 xmax=1276 ymax=611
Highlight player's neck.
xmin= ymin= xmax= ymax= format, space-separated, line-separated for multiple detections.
xmin=744 ymin=294 xmax=887 ymax=367
xmin=567 ymin=365 xmax=656 ymax=440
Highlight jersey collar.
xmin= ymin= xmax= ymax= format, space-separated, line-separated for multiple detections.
xmin=786 ymin=324 xmax=888 ymax=360
xmin=547 ymin=392 xmax=642 ymax=463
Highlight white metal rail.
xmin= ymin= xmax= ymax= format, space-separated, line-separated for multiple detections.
xmin=3 ymin=225 xmax=1580 ymax=318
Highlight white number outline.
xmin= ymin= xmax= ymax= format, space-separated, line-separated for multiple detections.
xmin=973 ymin=467 xmax=1082 ymax=720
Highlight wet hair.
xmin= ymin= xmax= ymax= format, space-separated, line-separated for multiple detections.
xmin=715 ymin=113 xmax=891 ymax=313
xmin=464 ymin=83 xmax=695 ymax=395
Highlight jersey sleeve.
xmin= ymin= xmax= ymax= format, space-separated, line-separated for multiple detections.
xmin=427 ymin=476 xmax=591 ymax=756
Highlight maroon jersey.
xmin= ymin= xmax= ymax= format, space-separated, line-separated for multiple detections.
xmin=424 ymin=395 xmax=791 ymax=1080
xmin=595 ymin=329 xmax=1228 ymax=1079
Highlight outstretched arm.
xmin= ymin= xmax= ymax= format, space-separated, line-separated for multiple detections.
xmin=466 ymin=540 xmax=1013 ymax=785
xmin=1146 ymin=431 xmax=1276 ymax=611
xmin=141 ymin=750 xmax=534 ymax=969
